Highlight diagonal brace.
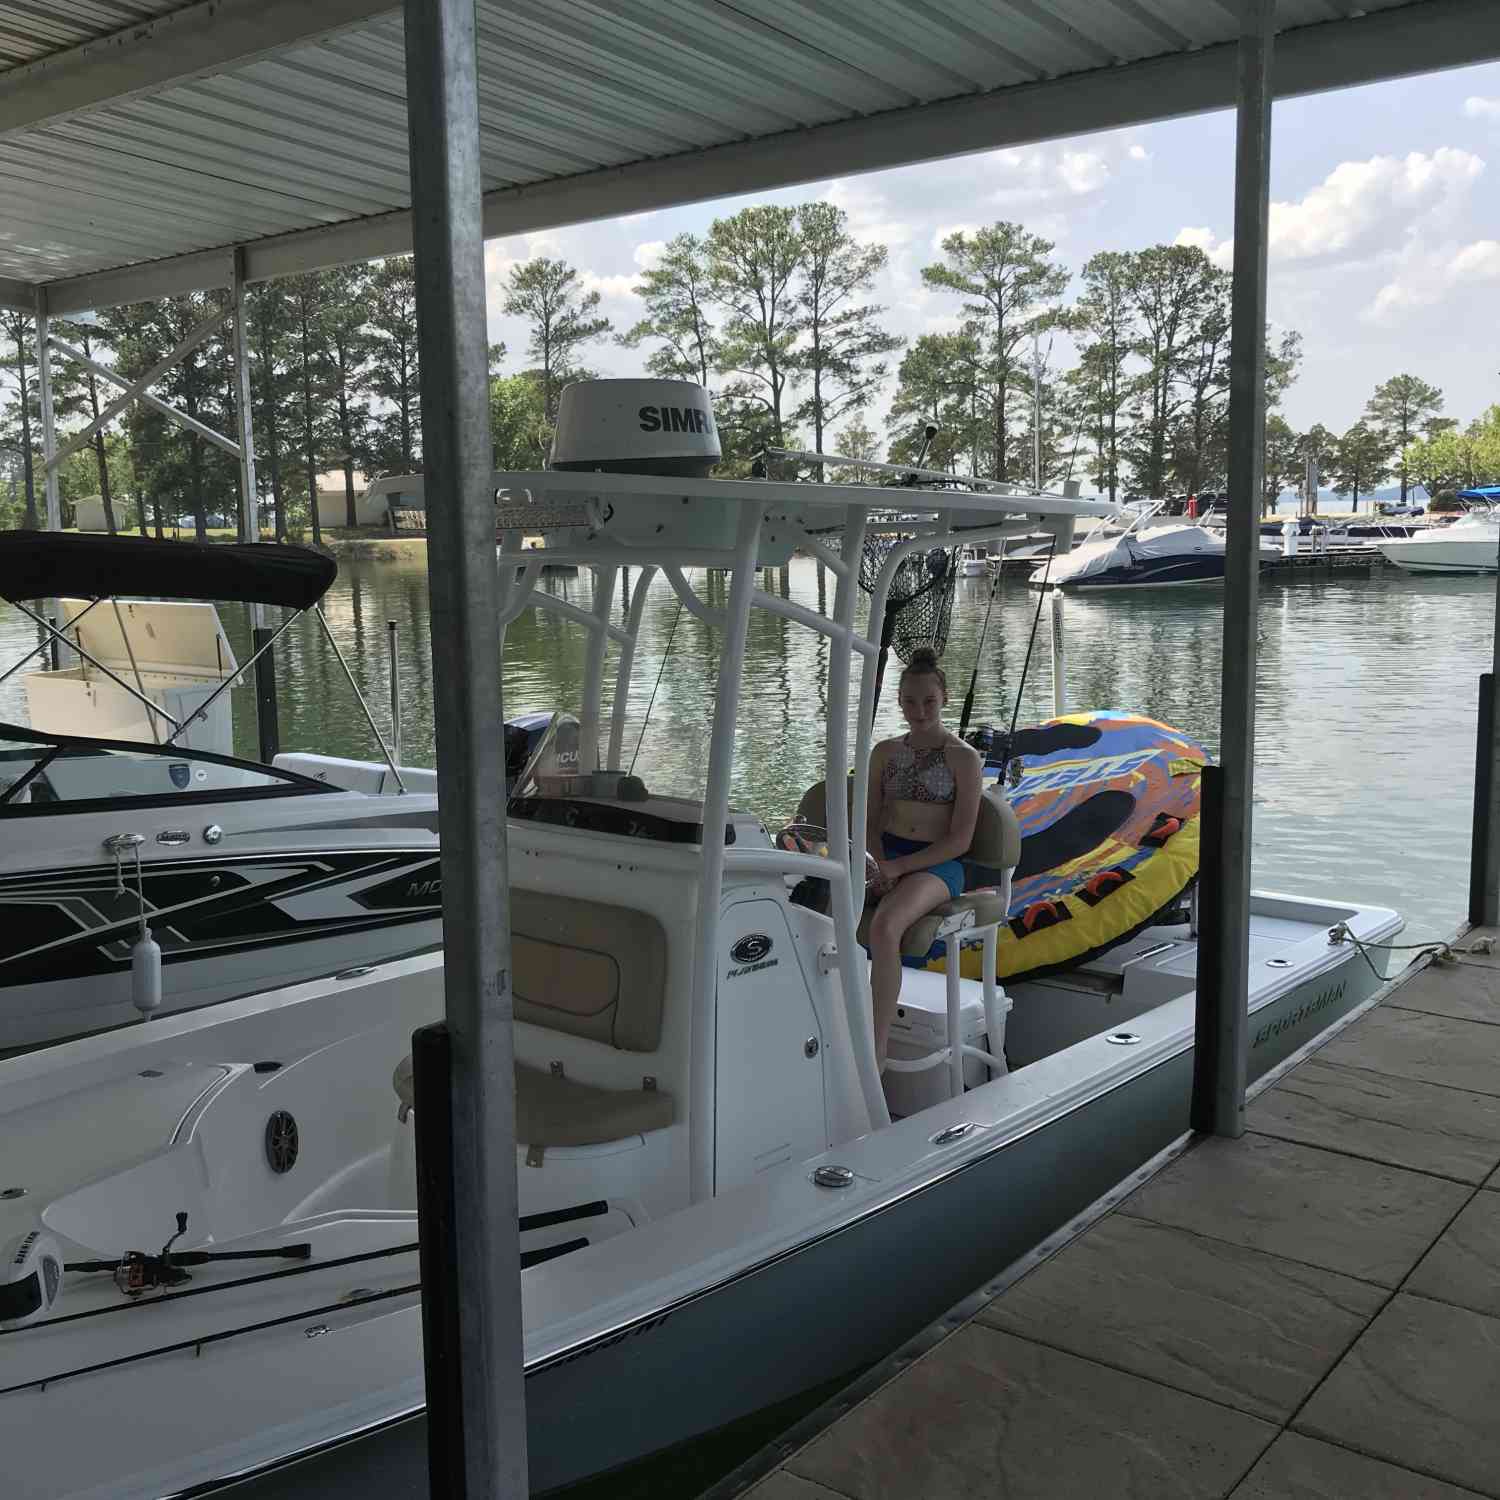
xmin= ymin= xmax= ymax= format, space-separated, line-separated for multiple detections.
xmin=46 ymin=308 xmax=230 ymax=469
xmin=49 ymin=336 xmax=241 ymax=460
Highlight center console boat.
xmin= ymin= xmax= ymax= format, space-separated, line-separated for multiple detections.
xmin=1 ymin=381 xmax=1400 ymax=1499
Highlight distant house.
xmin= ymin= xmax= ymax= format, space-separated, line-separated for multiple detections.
xmin=313 ymin=469 xmax=394 ymax=528
xmin=73 ymin=495 xmax=108 ymax=531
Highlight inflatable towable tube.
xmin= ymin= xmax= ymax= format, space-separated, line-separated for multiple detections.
xmin=923 ymin=709 xmax=1206 ymax=984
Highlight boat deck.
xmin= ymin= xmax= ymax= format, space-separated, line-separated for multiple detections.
xmin=730 ymin=928 xmax=1500 ymax=1500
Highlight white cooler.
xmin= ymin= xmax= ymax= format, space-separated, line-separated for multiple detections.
xmin=884 ymin=967 xmax=1012 ymax=1117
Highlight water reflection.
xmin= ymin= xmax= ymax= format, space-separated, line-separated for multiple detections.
xmin=1 ymin=559 xmax=1490 ymax=946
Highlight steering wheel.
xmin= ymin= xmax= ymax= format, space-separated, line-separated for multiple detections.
xmin=773 ymin=821 xmax=881 ymax=889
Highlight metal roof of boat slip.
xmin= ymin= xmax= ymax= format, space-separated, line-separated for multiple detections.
xmin=1 ymin=0 xmax=1496 ymax=314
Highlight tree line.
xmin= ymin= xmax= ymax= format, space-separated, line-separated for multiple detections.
xmin=2 ymin=206 xmax=1495 ymax=536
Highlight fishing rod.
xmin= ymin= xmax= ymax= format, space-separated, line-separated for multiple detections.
xmin=957 ymin=563 xmax=1002 ymax=742
xmin=1008 ymin=539 xmax=1057 ymax=748
xmin=629 ymin=592 xmax=685 ymax=777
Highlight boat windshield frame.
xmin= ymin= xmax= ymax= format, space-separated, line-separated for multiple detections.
xmin=0 ymin=719 xmax=337 ymax=814
xmin=493 ymin=467 xmax=1120 ymax=1195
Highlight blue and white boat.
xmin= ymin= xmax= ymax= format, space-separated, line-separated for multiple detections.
xmin=1037 ymin=506 xmax=1277 ymax=590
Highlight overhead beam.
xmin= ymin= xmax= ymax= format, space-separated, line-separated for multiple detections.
xmin=0 ymin=278 xmax=34 ymax=313
xmin=35 ymin=0 xmax=1500 ymax=313
xmin=0 ymin=0 xmax=398 ymax=138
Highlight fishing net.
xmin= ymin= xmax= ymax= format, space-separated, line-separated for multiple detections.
xmin=858 ymin=536 xmax=956 ymax=664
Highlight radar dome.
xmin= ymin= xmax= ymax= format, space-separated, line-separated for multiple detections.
xmin=550 ymin=379 xmax=720 ymax=477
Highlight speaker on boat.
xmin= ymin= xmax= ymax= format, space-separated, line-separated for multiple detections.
xmin=0 ymin=1229 xmax=63 ymax=1329
xmin=550 ymin=379 xmax=721 ymax=477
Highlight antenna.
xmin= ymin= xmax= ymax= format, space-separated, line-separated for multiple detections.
xmin=915 ymin=423 xmax=939 ymax=469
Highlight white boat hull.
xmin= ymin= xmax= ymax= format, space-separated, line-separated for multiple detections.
xmin=0 ymin=892 xmax=1400 ymax=1499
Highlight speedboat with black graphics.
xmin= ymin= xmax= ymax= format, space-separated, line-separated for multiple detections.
xmin=0 ymin=533 xmax=449 ymax=1048
xmin=1 ymin=381 xmax=1400 ymax=1499
xmin=1040 ymin=500 xmax=1280 ymax=590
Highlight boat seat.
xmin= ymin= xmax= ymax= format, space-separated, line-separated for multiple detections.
xmin=797 ymin=779 xmax=1020 ymax=958
xmin=391 ymin=1055 xmax=674 ymax=1148
xmin=510 ymin=888 xmax=667 ymax=1052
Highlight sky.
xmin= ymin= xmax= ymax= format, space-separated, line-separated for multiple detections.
xmin=481 ymin=57 xmax=1500 ymax=459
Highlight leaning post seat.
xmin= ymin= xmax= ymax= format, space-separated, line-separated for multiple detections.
xmin=390 ymin=889 xmax=675 ymax=1160
xmin=799 ymin=777 xmax=1020 ymax=1101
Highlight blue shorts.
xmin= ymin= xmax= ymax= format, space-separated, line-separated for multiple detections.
xmin=883 ymin=834 xmax=965 ymax=900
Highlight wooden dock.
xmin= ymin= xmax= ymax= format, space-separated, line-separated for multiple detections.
xmin=723 ymin=931 xmax=1500 ymax=1500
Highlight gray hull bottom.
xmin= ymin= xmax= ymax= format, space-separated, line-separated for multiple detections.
xmin=214 ymin=961 xmax=1380 ymax=1497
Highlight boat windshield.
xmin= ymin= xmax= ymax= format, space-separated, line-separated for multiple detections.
xmin=0 ymin=724 xmax=330 ymax=810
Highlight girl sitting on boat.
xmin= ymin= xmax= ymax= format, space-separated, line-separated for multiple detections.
xmin=866 ymin=646 xmax=983 ymax=1068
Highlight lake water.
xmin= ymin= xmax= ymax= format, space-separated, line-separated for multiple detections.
xmin=3 ymin=554 xmax=1493 ymax=952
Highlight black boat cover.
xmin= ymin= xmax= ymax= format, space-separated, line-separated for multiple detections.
xmin=0 ymin=532 xmax=337 ymax=610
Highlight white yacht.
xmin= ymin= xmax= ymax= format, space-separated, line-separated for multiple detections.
xmin=1374 ymin=502 xmax=1500 ymax=574
xmin=0 ymin=382 xmax=1400 ymax=1499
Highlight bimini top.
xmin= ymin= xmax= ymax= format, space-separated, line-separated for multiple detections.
xmin=0 ymin=533 xmax=337 ymax=610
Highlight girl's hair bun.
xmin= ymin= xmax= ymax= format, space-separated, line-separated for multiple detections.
xmin=899 ymin=645 xmax=948 ymax=698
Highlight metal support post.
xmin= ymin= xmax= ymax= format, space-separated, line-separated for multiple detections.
xmin=1049 ymin=588 xmax=1067 ymax=717
xmin=1472 ymin=673 xmax=1498 ymax=927
xmin=1194 ymin=0 xmax=1274 ymax=1139
xmin=253 ymin=623 xmax=281 ymax=765
xmin=231 ymin=248 xmax=259 ymax=543
xmin=34 ymin=290 xmax=60 ymax=531
xmin=389 ymin=618 xmax=404 ymax=766
xmin=404 ymin=0 xmax=527 ymax=1494
xmin=1190 ymin=766 xmax=1226 ymax=1131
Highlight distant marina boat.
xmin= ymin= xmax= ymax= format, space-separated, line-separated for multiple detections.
xmin=1036 ymin=503 xmax=1278 ymax=590
xmin=1374 ymin=490 xmax=1500 ymax=574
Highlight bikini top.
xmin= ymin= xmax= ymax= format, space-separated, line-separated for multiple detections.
xmin=881 ymin=736 xmax=956 ymax=805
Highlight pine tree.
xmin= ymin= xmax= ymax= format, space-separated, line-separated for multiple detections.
xmin=249 ymin=282 xmax=296 ymax=541
xmin=886 ymin=331 xmax=982 ymax=473
xmin=363 ymin=257 xmax=421 ymax=475
xmin=1120 ymin=244 xmax=1220 ymax=499
xmin=790 ymin=202 xmax=903 ymax=471
xmin=284 ymin=274 xmax=336 ymax=546
xmin=503 ymin=258 xmax=613 ymax=424
xmin=1330 ymin=421 xmax=1391 ymax=511
xmin=1068 ymin=252 xmax=1136 ymax=503
xmin=0 ymin=310 xmax=39 ymax=529
xmin=919 ymin=223 xmax=1069 ymax=483
xmin=706 ymin=205 xmax=804 ymax=458
xmin=321 ymin=266 xmax=373 ymax=528
xmin=619 ymin=234 xmax=718 ymax=386
xmin=51 ymin=322 xmax=120 ymax=534
xmin=1365 ymin=374 xmax=1444 ymax=505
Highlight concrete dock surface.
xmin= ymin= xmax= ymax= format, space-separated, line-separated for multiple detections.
xmin=735 ymin=930 xmax=1500 ymax=1500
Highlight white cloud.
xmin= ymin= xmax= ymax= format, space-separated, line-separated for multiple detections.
xmin=1365 ymin=238 xmax=1500 ymax=322
xmin=1268 ymin=148 xmax=1483 ymax=263
xmin=1059 ymin=150 xmax=1109 ymax=194
xmin=1128 ymin=143 xmax=1150 ymax=162
xmin=1464 ymin=97 xmax=1500 ymax=120
xmin=931 ymin=221 xmax=980 ymax=252
xmin=1173 ymin=147 xmax=1485 ymax=273
xmin=632 ymin=240 xmax=665 ymax=270
xmin=579 ymin=271 xmax=639 ymax=301
xmin=825 ymin=179 xmax=915 ymax=249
